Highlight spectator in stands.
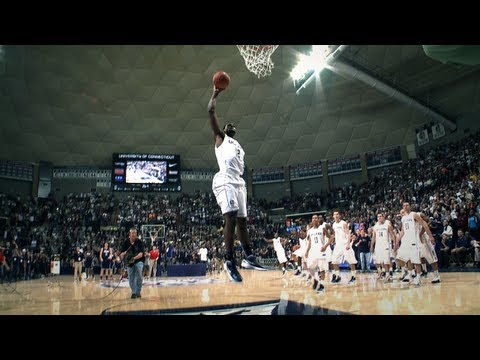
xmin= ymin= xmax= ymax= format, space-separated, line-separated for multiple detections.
xmin=198 ymin=243 xmax=208 ymax=265
xmin=450 ymin=229 xmax=471 ymax=267
xmin=468 ymin=209 xmax=479 ymax=238
xmin=442 ymin=219 xmax=453 ymax=239
xmin=166 ymin=242 xmax=175 ymax=265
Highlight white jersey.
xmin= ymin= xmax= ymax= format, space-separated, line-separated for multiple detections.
xmin=401 ymin=212 xmax=418 ymax=246
xmin=293 ymin=237 xmax=307 ymax=258
xmin=307 ymin=224 xmax=326 ymax=259
xmin=214 ymin=134 xmax=245 ymax=186
xmin=332 ymin=220 xmax=349 ymax=245
xmin=374 ymin=221 xmax=390 ymax=249
xmin=415 ymin=212 xmax=427 ymax=243
xmin=198 ymin=247 xmax=208 ymax=261
xmin=272 ymin=237 xmax=284 ymax=252
xmin=272 ymin=237 xmax=288 ymax=264
xmin=298 ymin=237 xmax=307 ymax=251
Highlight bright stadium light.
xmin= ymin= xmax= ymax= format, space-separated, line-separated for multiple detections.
xmin=291 ymin=45 xmax=330 ymax=93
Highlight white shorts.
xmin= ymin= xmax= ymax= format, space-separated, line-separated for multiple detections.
xmin=396 ymin=241 xmax=410 ymax=263
xmin=331 ymin=244 xmax=357 ymax=265
xmin=418 ymin=240 xmax=438 ymax=264
xmin=212 ymin=182 xmax=247 ymax=217
xmin=307 ymin=256 xmax=329 ymax=272
xmin=275 ymin=248 xmax=288 ymax=264
xmin=396 ymin=240 xmax=421 ymax=264
xmin=373 ymin=242 xmax=391 ymax=265
xmin=293 ymin=246 xmax=306 ymax=258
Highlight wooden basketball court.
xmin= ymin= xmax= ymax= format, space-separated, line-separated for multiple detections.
xmin=1 ymin=270 xmax=479 ymax=315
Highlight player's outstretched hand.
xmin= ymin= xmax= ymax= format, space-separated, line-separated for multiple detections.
xmin=213 ymin=85 xmax=224 ymax=97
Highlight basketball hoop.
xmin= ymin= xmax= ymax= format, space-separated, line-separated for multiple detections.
xmin=237 ymin=45 xmax=279 ymax=78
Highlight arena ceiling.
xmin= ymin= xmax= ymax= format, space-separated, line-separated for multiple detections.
xmin=0 ymin=45 xmax=479 ymax=170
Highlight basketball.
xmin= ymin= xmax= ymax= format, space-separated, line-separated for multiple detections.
xmin=212 ymin=71 xmax=230 ymax=90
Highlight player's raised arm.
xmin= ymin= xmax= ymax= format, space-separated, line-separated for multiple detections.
xmin=207 ymin=86 xmax=224 ymax=144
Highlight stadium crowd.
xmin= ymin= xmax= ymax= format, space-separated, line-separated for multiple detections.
xmin=0 ymin=131 xmax=479 ymax=283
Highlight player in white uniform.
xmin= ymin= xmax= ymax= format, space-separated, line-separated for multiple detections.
xmin=416 ymin=213 xmax=441 ymax=283
xmin=267 ymin=233 xmax=289 ymax=275
xmin=385 ymin=216 xmax=397 ymax=277
xmin=371 ymin=213 xmax=396 ymax=282
xmin=413 ymin=211 xmax=429 ymax=277
xmin=394 ymin=209 xmax=412 ymax=281
xmin=305 ymin=214 xmax=334 ymax=293
xmin=293 ymin=228 xmax=308 ymax=276
xmin=208 ymin=86 xmax=266 ymax=282
xmin=331 ymin=211 xmax=358 ymax=284
xmin=396 ymin=202 xmax=435 ymax=286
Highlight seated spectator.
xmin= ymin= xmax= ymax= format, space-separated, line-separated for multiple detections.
xmin=439 ymin=234 xmax=452 ymax=268
xmin=450 ymin=229 xmax=471 ymax=267
xmin=441 ymin=219 xmax=453 ymax=239
xmin=468 ymin=209 xmax=479 ymax=238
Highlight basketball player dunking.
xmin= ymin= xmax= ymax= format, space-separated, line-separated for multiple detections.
xmin=208 ymin=85 xmax=266 ymax=282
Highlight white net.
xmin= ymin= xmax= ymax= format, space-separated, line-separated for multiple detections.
xmin=237 ymin=45 xmax=279 ymax=78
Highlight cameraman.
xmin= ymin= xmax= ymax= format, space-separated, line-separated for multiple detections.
xmin=119 ymin=228 xmax=145 ymax=299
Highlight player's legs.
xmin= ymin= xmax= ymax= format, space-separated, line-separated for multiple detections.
xmin=331 ymin=246 xmax=344 ymax=283
xmin=343 ymin=248 xmax=358 ymax=283
xmin=213 ymin=183 xmax=238 ymax=260
xmin=316 ymin=259 xmax=329 ymax=292
xmin=223 ymin=212 xmax=237 ymax=260
xmin=236 ymin=186 xmax=253 ymax=257
xmin=424 ymin=241 xmax=441 ymax=283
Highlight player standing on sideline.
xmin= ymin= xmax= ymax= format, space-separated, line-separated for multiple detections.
xmin=416 ymin=213 xmax=441 ymax=283
xmin=207 ymin=84 xmax=266 ymax=283
xmin=371 ymin=213 xmax=396 ymax=282
xmin=396 ymin=202 xmax=435 ymax=286
xmin=331 ymin=211 xmax=358 ymax=284
xmin=394 ymin=209 xmax=412 ymax=281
